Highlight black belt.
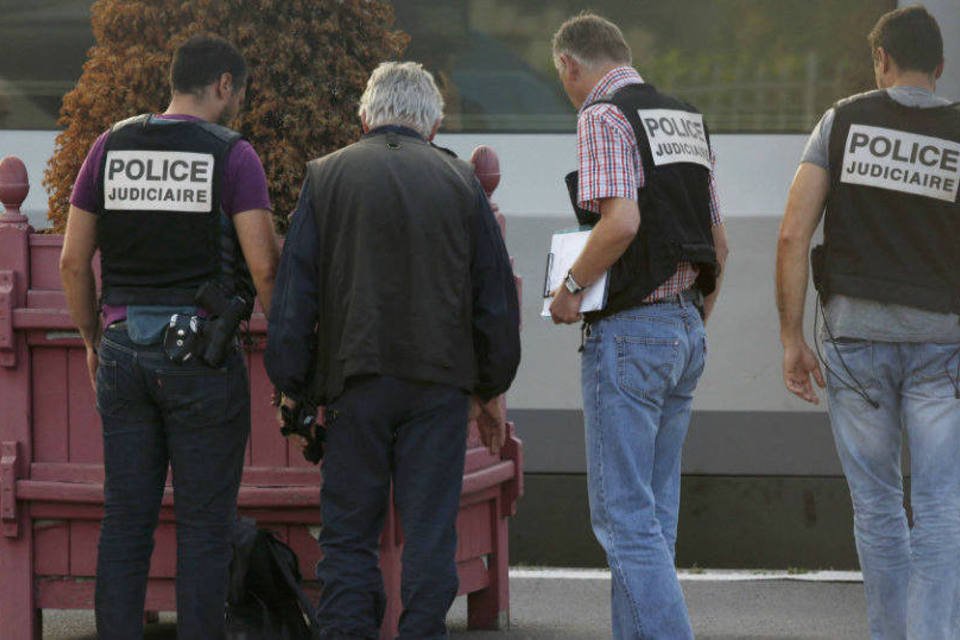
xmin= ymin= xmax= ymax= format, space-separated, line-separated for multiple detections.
xmin=642 ymin=288 xmax=703 ymax=307
xmin=579 ymin=288 xmax=705 ymax=351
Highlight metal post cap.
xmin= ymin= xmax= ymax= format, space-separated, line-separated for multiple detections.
xmin=0 ymin=157 xmax=29 ymax=223
xmin=470 ymin=145 xmax=500 ymax=198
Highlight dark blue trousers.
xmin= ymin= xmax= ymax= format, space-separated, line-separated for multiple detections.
xmin=316 ymin=375 xmax=470 ymax=640
xmin=94 ymin=325 xmax=250 ymax=640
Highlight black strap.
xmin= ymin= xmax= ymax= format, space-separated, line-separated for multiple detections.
xmin=267 ymin=537 xmax=321 ymax=631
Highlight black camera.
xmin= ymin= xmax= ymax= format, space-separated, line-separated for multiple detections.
xmin=279 ymin=400 xmax=325 ymax=464
xmin=195 ymin=281 xmax=254 ymax=368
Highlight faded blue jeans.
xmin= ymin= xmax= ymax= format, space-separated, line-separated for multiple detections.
xmin=581 ymin=299 xmax=706 ymax=640
xmin=95 ymin=324 xmax=250 ymax=640
xmin=824 ymin=338 xmax=960 ymax=640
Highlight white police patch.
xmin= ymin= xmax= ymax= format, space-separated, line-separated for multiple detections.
xmin=637 ymin=109 xmax=711 ymax=169
xmin=104 ymin=150 xmax=214 ymax=212
xmin=841 ymin=124 xmax=960 ymax=202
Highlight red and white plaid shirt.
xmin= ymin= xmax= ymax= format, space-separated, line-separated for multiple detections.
xmin=577 ymin=66 xmax=723 ymax=301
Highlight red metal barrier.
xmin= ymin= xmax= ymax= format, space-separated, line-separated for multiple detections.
xmin=0 ymin=152 xmax=523 ymax=639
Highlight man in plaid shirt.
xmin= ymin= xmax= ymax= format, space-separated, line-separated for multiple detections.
xmin=549 ymin=13 xmax=728 ymax=639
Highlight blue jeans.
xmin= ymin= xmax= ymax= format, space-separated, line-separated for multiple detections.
xmin=824 ymin=339 xmax=960 ymax=640
xmin=94 ymin=325 xmax=250 ymax=640
xmin=581 ymin=300 xmax=706 ymax=640
xmin=316 ymin=375 xmax=470 ymax=640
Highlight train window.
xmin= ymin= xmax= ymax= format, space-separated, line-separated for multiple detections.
xmin=395 ymin=0 xmax=897 ymax=133
xmin=0 ymin=0 xmax=895 ymax=133
xmin=0 ymin=1 xmax=93 ymax=130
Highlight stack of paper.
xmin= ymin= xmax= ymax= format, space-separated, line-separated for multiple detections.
xmin=541 ymin=228 xmax=609 ymax=317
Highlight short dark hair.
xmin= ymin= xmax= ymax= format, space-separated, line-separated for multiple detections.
xmin=170 ymin=35 xmax=247 ymax=96
xmin=868 ymin=5 xmax=943 ymax=74
xmin=552 ymin=12 xmax=632 ymax=68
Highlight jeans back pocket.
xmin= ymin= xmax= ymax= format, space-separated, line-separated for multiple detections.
xmin=616 ymin=335 xmax=681 ymax=401
xmin=823 ymin=338 xmax=879 ymax=393
xmin=95 ymin=358 xmax=122 ymax=416
xmin=908 ymin=343 xmax=960 ymax=399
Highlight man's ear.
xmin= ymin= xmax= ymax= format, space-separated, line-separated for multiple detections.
xmin=876 ymin=47 xmax=893 ymax=76
xmin=428 ymin=119 xmax=441 ymax=141
xmin=561 ymin=53 xmax=580 ymax=81
xmin=217 ymin=72 xmax=234 ymax=100
xmin=934 ymin=58 xmax=944 ymax=81
xmin=360 ymin=113 xmax=370 ymax=134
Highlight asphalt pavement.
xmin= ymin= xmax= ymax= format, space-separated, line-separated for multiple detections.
xmin=41 ymin=570 xmax=868 ymax=639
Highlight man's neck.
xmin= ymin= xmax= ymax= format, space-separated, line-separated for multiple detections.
xmin=887 ymin=71 xmax=936 ymax=93
xmin=576 ymin=63 xmax=626 ymax=109
xmin=164 ymin=94 xmax=216 ymax=122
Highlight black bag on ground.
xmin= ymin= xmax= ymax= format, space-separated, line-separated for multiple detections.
xmin=226 ymin=517 xmax=321 ymax=640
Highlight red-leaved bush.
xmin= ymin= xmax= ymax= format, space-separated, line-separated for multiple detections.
xmin=44 ymin=0 xmax=407 ymax=232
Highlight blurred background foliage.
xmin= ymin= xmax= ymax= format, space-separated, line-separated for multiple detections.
xmin=394 ymin=0 xmax=894 ymax=131
xmin=40 ymin=0 xmax=407 ymax=231
xmin=0 ymin=0 xmax=895 ymax=228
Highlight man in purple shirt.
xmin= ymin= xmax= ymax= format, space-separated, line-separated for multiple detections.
xmin=60 ymin=35 xmax=278 ymax=640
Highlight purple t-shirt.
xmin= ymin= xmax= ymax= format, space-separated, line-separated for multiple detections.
xmin=70 ymin=114 xmax=272 ymax=325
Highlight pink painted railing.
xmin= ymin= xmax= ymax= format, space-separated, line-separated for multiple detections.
xmin=0 ymin=152 xmax=523 ymax=639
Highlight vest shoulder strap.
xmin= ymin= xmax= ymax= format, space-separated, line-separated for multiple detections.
xmin=109 ymin=115 xmax=243 ymax=149
xmin=585 ymin=83 xmax=712 ymax=177
xmin=832 ymin=89 xmax=887 ymax=111
xmin=585 ymin=83 xmax=651 ymax=115
xmin=834 ymin=89 xmax=960 ymax=117
xmin=110 ymin=113 xmax=151 ymax=133
xmin=587 ymin=83 xmax=703 ymax=119
xmin=585 ymin=84 xmax=657 ymax=175
xmin=192 ymin=120 xmax=244 ymax=147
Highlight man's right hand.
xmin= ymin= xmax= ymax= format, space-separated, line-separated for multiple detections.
xmin=783 ymin=340 xmax=825 ymax=405
xmin=277 ymin=395 xmax=309 ymax=451
xmin=471 ymin=395 xmax=507 ymax=455
xmin=85 ymin=343 xmax=99 ymax=393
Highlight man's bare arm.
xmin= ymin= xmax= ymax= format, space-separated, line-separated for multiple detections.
xmin=60 ymin=205 xmax=101 ymax=390
xmin=571 ymin=197 xmax=640 ymax=285
xmin=60 ymin=206 xmax=101 ymax=349
xmin=702 ymin=223 xmax=729 ymax=322
xmin=776 ymin=163 xmax=829 ymax=403
xmin=777 ymin=164 xmax=828 ymax=341
xmin=233 ymin=208 xmax=280 ymax=315
xmin=549 ymin=197 xmax=639 ymax=324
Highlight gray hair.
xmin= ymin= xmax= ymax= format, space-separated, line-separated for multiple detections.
xmin=358 ymin=61 xmax=444 ymax=138
xmin=552 ymin=12 xmax=632 ymax=69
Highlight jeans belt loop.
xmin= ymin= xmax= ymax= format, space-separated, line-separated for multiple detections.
xmin=578 ymin=321 xmax=590 ymax=353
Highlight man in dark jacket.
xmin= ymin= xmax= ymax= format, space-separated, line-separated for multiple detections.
xmin=265 ymin=61 xmax=520 ymax=640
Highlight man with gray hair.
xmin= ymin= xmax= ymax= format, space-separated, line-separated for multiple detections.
xmin=265 ymin=61 xmax=520 ymax=639
xmin=549 ymin=13 xmax=727 ymax=639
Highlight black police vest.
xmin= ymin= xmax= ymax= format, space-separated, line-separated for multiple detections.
xmin=97 ymin=114 xmax=245 ymax=306
xmin=812 ymin=90 xmax=960 ymax=314
xmin=565 ymin=83 xmax=717 ymax=320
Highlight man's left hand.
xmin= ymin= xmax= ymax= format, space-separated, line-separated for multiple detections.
xmin=549 ymin=286 xmax=583 ymax=325
xmin=472 ymin=394 xmax=507 ymax=455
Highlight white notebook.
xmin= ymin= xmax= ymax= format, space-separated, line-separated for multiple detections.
xmin=541 ymin=228 xmax=609 ymax=317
